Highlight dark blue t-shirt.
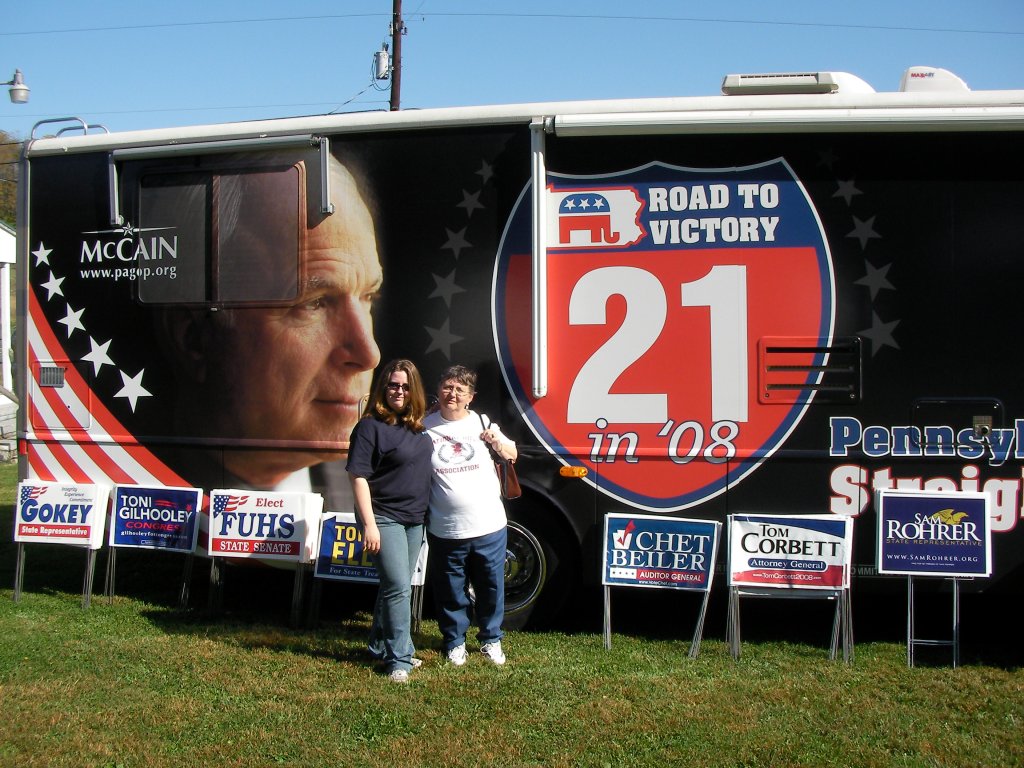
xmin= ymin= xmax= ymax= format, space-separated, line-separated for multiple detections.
xmin=346 ymin=417 xmax=432 ymax=525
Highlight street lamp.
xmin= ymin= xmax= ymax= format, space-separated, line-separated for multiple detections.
xmin=4 ymin=70 xmax=29 ymax=104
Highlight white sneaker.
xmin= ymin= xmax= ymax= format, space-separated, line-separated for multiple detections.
xmin=480 ymin=641 xmax=506 ymax=665
xmin=388 ymin=669 xmax=409 ymax=683
xmin=446 ymin=644 xmax=468 ymax=666
xmin=410 ymin=657 xmax=423 ymax=669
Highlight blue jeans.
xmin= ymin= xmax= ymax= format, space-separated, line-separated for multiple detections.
xmin=428 ymin=527 xmax=506 ymax=651
xmin=366 ymin=515 xmax=424 ymax=673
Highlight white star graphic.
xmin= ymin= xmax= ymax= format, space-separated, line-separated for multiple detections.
xmin=847 ymin=215 xmax=881 ymax=251
xmin=858 ymin=312 xmax=901 ymax=356
xmin=833 ymin=179 xmax=862 ymax=206
xmin=563 ymin=198 xmax=577 ymax=210
xmin=592 ymin=197 xmax=606 ymax=209
xmin=41 ymin=271 xmax=65 ymax=300
xmin=114 ymin=369 xmax=152 ymax=412
xmin=476 ymin=160 xmax=494 ymax=185
xmin=855 ymin=261 xmax=895 ymax=300
xmin=424 ymin=318 xmax=464 ymax=359
xmin=578 ymin=198 xmax=591 ymax=210
xmin=33 ymin=243 xmax=53 ymax=267
xmin=457 ymin=189 xmax=484 ymax=218
xmin=58 ymin=305 xmax=86 ymax=338
xmin=442 ymin=227 xmax=472 ymax=259
xmin=429 ymin=270 xmax=467 ymax=308
xmin=82 ymin=337 xmax=115 ymax=376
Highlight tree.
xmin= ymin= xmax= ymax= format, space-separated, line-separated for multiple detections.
xmin=0 ymin=129 xmax=21 ymax=227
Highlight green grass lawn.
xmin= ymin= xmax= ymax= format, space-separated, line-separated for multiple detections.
xmin=1 ymin=461 xmax=1022 ymax=767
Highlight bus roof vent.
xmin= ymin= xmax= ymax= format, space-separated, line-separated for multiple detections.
xmin=722 ymin=71 xmax=875 ymax=96
xmin=899 ymin=66 xmax=970 ymax=92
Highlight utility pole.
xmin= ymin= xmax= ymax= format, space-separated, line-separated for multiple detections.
xmin=389 ymin=0 xmax=405 ymax=111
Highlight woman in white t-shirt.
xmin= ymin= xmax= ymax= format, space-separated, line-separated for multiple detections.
xmin=423 ymin=365 xmax=517 ymax=666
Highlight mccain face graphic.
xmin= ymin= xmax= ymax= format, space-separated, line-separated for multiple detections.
xmin=495 ymin=160 xmax=835 ymax=512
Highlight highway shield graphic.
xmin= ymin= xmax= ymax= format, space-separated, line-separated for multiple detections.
xmin=495 ymin=160 xmax=835 ymax=511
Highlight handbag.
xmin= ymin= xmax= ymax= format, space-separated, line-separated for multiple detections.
xmin=477 ymin=412 xmax=521 ymax=500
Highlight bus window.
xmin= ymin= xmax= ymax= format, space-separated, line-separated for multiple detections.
xmin=137 ymin=173 xmax=209 ymax=303
xmin=135 ymin=160 xmax=304 ymax=306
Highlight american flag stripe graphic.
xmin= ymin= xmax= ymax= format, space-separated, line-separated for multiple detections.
xmin=26 ymin=293 xmax=187 ymax=488
xmin=26 ymin=365 xmax=161 ymax=485
xmin=28 ymin=398 xmax=137 ymax=484
xmin=25 ymin=424 xmax=91 ymax=483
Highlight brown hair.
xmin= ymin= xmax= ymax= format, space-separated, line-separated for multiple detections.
xmin=437 ymin=364 xmax=477 ymax=392
xmin=363 ymin=358 xmax=427 ymax=432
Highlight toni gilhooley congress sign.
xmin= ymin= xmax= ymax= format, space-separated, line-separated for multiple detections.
xmin=876 ymin=489 xmax=992 ymax=578
xmin=728 ymin=513 xmax=853 ymax=590
xmin=108 ymin=484 xmax=202 ymax=553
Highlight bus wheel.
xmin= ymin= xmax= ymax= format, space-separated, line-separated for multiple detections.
xmin=502 ymin=508 xmax=578 ymax=630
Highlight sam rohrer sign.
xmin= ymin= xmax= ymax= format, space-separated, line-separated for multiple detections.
xmin=602 ymin=512 xmax=720 ymax=591
xmin=876 ymin=489 xmax=992 ymax=577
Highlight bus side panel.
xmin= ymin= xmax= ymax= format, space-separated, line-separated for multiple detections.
xmin=492 ymin=129 xmax=1024 ymax=589
xmin=21 ymin=124 xmax=1024 ymax=620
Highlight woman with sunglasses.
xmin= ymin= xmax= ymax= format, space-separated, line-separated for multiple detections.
xmin=346 ymin=359 xmax=433 ymax=683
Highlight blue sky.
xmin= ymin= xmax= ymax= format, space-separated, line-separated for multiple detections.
xmin=2 ymin=0 xmax=1023 ymax=137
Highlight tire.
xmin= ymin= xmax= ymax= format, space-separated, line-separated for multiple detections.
xmin=502 ymin=504 xmax=579 ymax=630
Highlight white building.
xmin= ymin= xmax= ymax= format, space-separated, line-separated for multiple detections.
xmin=1 ymin=221 xmax=16 ymax=446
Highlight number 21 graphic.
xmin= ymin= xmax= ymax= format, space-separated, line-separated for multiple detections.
xmin=567 ymin=264 xmax=748 ymax=425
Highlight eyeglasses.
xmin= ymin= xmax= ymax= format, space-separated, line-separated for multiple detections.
xmin=440 ymin=384 xmax=471 ymax=397
xmin=386 ymin=382 xmax=411 ymax=392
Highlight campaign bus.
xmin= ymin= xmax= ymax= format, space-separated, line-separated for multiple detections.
xmin=14 ymin=66 xmax=1024 ymax=626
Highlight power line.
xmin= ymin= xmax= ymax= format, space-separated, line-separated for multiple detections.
xmin=424 ymin=12 xmax=1024 ymax=36
xmin=1 ymin=11 xmax=1020 ymax=38
xmin=0 ymin=13 xmax=383 ymax=36
xmin=329 ymin=83 xmax=383 ymax=114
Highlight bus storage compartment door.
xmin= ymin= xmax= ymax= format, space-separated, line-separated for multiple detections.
xmin=29 ymin=360 xmax=92 ymax=432
xmin=911 ymin=397 xmax=1005 ymax=447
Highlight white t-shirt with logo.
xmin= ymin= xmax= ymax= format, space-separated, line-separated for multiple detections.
xmin=424 ymin=410 xmax=513 ymax=540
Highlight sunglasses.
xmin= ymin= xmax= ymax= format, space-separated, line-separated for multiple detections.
xmin=386 ymin=382 xmax=411 ymax=392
